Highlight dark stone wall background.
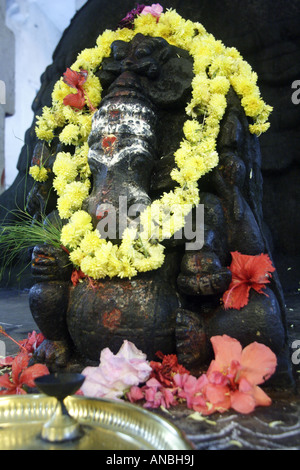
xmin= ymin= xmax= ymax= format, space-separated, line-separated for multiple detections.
xmin=0 ymin=0 xmax=299 ymax=292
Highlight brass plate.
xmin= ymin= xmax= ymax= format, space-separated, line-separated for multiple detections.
xmin=0 ymin=394 xmax=193 ymax=450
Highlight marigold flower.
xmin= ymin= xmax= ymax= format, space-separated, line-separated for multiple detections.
xmin=96 ymin=29 xmax=119 ymax=54
xmin=57 ymin=196 xmax=73 ymax=219
xmin=60 ymin=222 xmax=82 ymax=248
xmin=63 ymin=181 xmax=90 ymax=206
xmin=73 ymin=48 xmax=103 ymax=71
xmin=191 ymin=75 xmax=211 ymax=104
xmin=35 ymin=121 xmax=54 ymax=142
xmin=53 ymin=176 xmax=67 ymax=196
xmin=80 ymin=255 xmax=105 ymax=279
xmin=29 ymin=165 xmax=48 ymax=182
xmin=60 ymin=211 xmax=93 ymax=247
xmin=241 ymin=94 xmax=265 ymax=118
xmin=70 ymin=210 xmax=93 ymax=229
xmin=59 ymin=123 xmax=80 ymax=146
xmin=80 ymin=230 xmax=103 ymax=254
xmin=53 ymin=152 xmax=78 ymax=182
xmin=249 ymin=122 xmax=270 ymax=135
xmin=69 ymin=247 xmax=85 ymax=267
xmin=116 ymin=256 xmax=137 ymax=279
xmin=183 ymin=119 xmax=202 ymax=143
xmin=210 ymin=76 xmax=230 ymax=95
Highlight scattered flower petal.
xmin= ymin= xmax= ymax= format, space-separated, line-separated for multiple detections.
xmin=187 ymin=412 xmax=217 ymax=425
xmin=268 ymin=420 xmax=284 ymax=428
xmin=229 ymin=440 xmax=243 ymax=448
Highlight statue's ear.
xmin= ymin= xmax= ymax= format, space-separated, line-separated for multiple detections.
xmin=144 ymin=51 xmax=193 ymax=108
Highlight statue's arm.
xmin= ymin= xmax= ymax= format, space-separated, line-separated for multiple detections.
xmin=28 ymin=211 xmax=74 ymax=369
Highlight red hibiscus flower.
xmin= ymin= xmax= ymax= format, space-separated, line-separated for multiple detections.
xmin=63 ymin=68 xmax=90 ymax=110
xmin=222 ymin=251 xmax=276 ymax=310
xmin=19 ymin=330 xmax=45 ymax=354
xmin=0 ymin=351 xmax=49 ymax=395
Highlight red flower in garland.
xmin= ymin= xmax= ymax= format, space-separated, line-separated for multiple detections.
xmin=222 ymin=251 xmax=276 ymax=310
xmin=71 ymin=268 xmax=86 ymax=286
xmin=63 ymin=68 xmax=88 ymax=110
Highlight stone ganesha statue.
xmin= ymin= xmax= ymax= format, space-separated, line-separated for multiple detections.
xmin=27 ymin=33 xmax=289 ymax=381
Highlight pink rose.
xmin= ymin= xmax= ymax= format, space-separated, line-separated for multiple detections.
xmin=81 ymin=340 xmax=152 ymax=400
xmin=141 ymin=3 xmax=163 ymax=18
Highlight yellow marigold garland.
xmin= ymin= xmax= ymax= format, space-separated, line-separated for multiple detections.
xmin=31 ymin=8 xmax=272 ymax=280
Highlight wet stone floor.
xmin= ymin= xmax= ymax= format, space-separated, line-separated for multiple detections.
xmin=0 ymin=288 xmax=299 ymax=450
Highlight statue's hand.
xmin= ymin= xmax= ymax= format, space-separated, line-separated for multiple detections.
xmin=177 ymin=251 xmax=231 ymax=296
xmin=29 ymin=339 xmax=71 ymax=371
xmin=31 ymin=244 xmax=72 ymax=281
